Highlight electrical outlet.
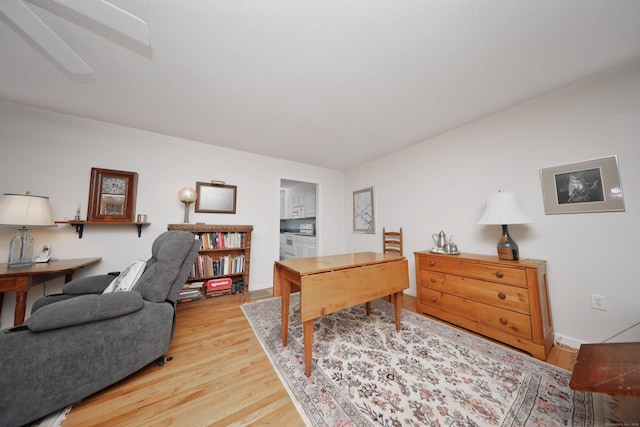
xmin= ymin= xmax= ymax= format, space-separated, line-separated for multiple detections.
xmin=590 ymin=294 xmax=607 ymax=311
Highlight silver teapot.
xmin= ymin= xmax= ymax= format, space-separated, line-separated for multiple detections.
xmin=432 ymin=230 xmax=447 ymax=250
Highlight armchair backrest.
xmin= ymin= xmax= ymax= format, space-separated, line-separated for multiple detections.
xmin=133 ymin=231 xmax=200 ymax=303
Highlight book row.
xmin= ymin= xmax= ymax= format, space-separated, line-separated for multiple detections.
xmin=191 ymin=254 xmax=246 ymax=278
xmin=196 ymin=232 xmax=246 ymax=250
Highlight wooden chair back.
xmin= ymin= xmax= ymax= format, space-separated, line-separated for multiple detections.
xmin=382 ymin=227 xmax=403 ymax=256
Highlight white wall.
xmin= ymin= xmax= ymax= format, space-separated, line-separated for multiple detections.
xmin=0 ymin=101 xmax=345 ymax=327
xmin=2 ymin=59 xmax=638 ymax=346
xmin=345 ymin=58 xmax=640 ymax=347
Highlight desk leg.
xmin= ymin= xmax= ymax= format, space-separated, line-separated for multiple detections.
xmin=365 ymin=301 xmax=371 ymax=316
xmin=281 ymin=267 xmax=290 ymax=348
xmin=14 ymin=290 xmax=27 ymax=326
xmin=392 ymin=292 xmax=402 ymax=331
xmin=303 ymin=319 xmax=313 ymax=377
xmin=13 ymin=277 xmax=29 ymax=326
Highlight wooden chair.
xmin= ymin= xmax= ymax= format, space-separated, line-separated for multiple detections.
xmin=366 ymin=227 xmax=403 ymax=312
xmin=383 ymin=227 xmax=403 ymax=256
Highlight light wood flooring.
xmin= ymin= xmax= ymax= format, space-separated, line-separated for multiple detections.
xmin=62 ymin=294 xmax=578 ymax=426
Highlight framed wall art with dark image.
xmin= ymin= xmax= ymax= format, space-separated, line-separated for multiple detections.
xmin=87 ymin=168 xmax=139 ymax=222
xmin=540 ymin=155 xmax=624 ymax=214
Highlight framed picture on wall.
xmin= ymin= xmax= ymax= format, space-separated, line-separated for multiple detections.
xmin=87 ymin=168 xmax=138 ymax=222
xmin=195 ymin=182 xmax=237 ymax=214
xmin=540 ymin=155 xmax=624 ymax=214
xmin=353 ymin=187 xmax=375 ymax=233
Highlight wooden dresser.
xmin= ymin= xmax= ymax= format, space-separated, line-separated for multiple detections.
xmin=414 ymin=251 xmax=554 ymax=360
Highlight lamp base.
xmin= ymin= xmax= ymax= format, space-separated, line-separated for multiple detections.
xmin=182 ymin=202 xmax=192 ymax=223
xmin=497 ymin=224 xmax=520 ymax=261
xmin=8 ymin=227 xmax=35 ymax=267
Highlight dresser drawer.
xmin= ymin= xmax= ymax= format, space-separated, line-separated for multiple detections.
xmin=418 ymin=270 xmax=530 ymax=314
xmin=419 ymin=289 xmax=533 ymax=340
xmin=418 ymin=255 xmax=527 ymax=288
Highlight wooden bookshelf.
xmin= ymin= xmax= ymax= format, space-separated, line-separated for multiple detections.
xmin=168 ymin=224 xmax=253 ymax=302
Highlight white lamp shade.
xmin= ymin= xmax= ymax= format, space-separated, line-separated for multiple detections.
xmin=478 ymin=191 xmax=532 ymax=225
xmin=178 ymin=187 xmax=197 ymax=203
xmin=0 ymin=193 xmax=55 ymax=227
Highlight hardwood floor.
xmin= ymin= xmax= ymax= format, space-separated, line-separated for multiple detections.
xmin=62 ymin=294 xmax=578 ymax=426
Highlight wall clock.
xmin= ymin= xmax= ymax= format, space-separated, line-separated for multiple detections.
xmin=87 ymin=168 xmax=138 ymax=222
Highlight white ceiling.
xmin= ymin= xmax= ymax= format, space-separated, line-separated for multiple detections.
xmin=1 ymin=1 xmax=640 ymax=170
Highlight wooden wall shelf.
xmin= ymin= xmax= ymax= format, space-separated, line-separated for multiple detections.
xmin=55 ymin=221 xmax=151 ymax=238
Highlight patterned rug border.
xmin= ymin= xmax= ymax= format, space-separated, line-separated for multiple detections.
xmin=242 ymin=295 xmax=592 ymax=426
xmin=242 ymin=297 xmax=315 ymax=426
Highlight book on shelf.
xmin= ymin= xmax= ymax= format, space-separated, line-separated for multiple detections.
xmin=198 ymin=231 xmax=246 ymax=250
xmin=188 ymin=281 xmax=204 ymax=289
xmin=191 ymin=254 xmax=246 ymax=279
xmin=177 ymin=286 xmax=203 ymax=303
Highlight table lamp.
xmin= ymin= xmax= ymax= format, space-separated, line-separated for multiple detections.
xmin=478 ymin=191 xmax=532 ymax=260
xmin=178 ymin=187 xmax=197 ymax=223
xmin=0 ymin=193 xmax=56 ymax=267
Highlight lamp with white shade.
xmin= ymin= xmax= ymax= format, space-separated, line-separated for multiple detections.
xmin=0 ymin=193 xmax=56 ymax=267
xmin=178 ymin=187 xmax=197 ymax=223
xmin=478 ymin=191 xmax=532 ymax=261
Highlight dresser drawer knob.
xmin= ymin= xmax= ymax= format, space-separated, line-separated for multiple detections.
xmin=495 ymin=271 xmax=504 ymax=278
xmin=429 ymin=261 xmax=436 ymax=267
xmin=498 ymin=292 xmax=506 ymax=300
xmin=431 ymin=297 xmax=437 ymax=302
xmin=430 ymin=277 xmax=436 ymax=283
xmin=499 ymin=317 xmax=508 ymax=325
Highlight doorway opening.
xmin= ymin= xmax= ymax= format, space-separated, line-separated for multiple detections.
xmin=279 ymin=179 xmax=317 ymax=260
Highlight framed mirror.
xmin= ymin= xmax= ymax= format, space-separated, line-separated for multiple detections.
xmin=87 ymin=168 xmax=138 ymax=222
xmin=195 ymin=182 xmax=237 ymax=214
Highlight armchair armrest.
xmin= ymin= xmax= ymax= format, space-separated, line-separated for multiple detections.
xmin=26 ymin=292 xmax=144 ymax=332
xmin=31 ymin=293 xmax=77 ymax=314
xmin=62 ymin=274 xmax=115 ymax=295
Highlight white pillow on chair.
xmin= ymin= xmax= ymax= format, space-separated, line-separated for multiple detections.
xmin=103 ymin=260 xmax=147 ymax=294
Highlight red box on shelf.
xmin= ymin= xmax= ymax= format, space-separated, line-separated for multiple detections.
xmin=204 ymin=278 xmax=232 ymax=292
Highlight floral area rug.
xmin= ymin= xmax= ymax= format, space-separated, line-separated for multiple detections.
xmin=242 ymin=294 xmax=597 ymax=426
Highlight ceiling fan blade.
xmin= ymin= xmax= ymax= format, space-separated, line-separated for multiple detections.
xmin=0 ymin=0 xmax=93 ymax=74
xmin=52 ymin=0 xmax=150 ymax=45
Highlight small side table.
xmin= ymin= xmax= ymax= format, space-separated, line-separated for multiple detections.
xmin=0 ymin=258 xmax=101 ymax=326
xmin=569 ymin=342 xmax=640 ymax=396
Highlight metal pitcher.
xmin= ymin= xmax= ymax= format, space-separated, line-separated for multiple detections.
xmin=432 ymin=230 xmax=447 ymax=249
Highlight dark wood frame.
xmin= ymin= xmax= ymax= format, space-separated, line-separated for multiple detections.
xmin=195 ymin=182 xmax=237 ymax=214
xmin=87 ymin=168 xmax=138 ymax=222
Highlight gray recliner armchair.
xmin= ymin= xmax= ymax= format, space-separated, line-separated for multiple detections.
xmin=0 ymin=230 xmax=200 ymax=427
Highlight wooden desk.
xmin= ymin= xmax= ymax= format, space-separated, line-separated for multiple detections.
xmin=273 ymin=252 xmax=409 ymax=377
xmin=570 ymin=342 xmax=640 ymax=396
xmin=0 ymin=258 xmax=101 ymax=326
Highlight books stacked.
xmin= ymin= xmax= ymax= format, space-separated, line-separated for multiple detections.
xmin=231 ymin=277 xmax=244 ymax=294
xmin=177 ymin=281 xmax=204 ymax=303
